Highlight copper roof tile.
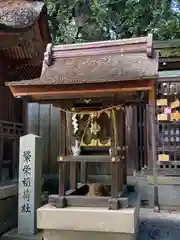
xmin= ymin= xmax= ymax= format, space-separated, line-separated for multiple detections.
xmin=6 ymin=78 xmax=40 ymax=86
xmin=39 ymin=34 xmax=158 ymax=85
xmin=40 ymin=53 xmax=158 ymax=85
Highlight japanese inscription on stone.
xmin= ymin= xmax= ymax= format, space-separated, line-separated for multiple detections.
xmin=21 ymin=150 xmax=32 ymax=214
xmin=18 ymin=134 xmax=42 ymax=235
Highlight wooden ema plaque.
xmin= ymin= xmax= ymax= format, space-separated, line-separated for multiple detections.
xmin=170 ymin=112 xmax=180 ymax=121
xmin=156 ymin=99 xmax=168 ymax=106
xmin=158 ymin=154 xmax=169 ymax=162
xmin=171 ymin=100 xmax=180 ymax=109
xmin=157 ymin=114 xmax=168 ymax=121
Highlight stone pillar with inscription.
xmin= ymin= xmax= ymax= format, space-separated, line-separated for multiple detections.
xmin=18 ymin=134 xmax=42 ymax=235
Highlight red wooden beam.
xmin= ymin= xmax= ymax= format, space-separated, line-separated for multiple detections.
xmin=8 ymin=79 xmax=154 ymax=99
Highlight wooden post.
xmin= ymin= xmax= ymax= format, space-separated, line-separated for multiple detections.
xmin=147 ymin=85 xmax=156 ymax=169
xmin=59 ymin=162 xmax=65 ymax=196
xmin=111 ymin=161 xmax=119 ymax=198
xmin=12 ymin=139 xmax=17 ymax=179
xmin=58 ymin=111 xmax=66 ymax=200
xmin=146 ymin=105 xmax=153 ymax=169
xmin=109 ymin=109 xmax=120 ymax=210
xmin=118 ymin=107 xmax=126 ymax=186
xmin=66 ymin=111 xmax=77 ymax=190
xmin=149 ymin=103 xmax=160 ymax=212
xmin=148 ymin=83 xmax=160 ymax=212
xmin=70 ymin=162 xmax=77 ymax=190
xmin=125 ymin=106 xmax=132 ymax=174
xmin=111 ymin=109 xmax=118 ymax=196
xmin=132 ymin=105 xmax=138 ymax=171
xmin=143 ymin=104 xmax=148 ymax=167
xmin=80 ymin=161 xmax=87 ymax=184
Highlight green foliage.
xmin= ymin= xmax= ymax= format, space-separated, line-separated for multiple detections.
xmin=45 ymin=0 xmax=180 ymax=44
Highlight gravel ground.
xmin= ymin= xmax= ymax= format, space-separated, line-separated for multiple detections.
xmin=138 ymin=208 xmax=180 ymax=240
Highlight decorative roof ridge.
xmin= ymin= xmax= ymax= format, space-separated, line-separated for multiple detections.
xmin=42 ymin=43 xmax=52 ymax=76
xmin=42 ymin=34 xmax=154 ymax=69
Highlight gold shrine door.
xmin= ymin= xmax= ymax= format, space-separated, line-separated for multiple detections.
xmin=72 ymin=111 xmax=112 ymax=147
xmin=71 ymin=108 xmax=126 ymax=179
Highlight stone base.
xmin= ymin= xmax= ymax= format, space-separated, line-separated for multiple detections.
xmin=1 ymin=228 xmax=42 ymax=240
xmin=43 ymin=229 xmax=136 ymax=240
xmin=37 ymin=194 xmax=140 ymax=240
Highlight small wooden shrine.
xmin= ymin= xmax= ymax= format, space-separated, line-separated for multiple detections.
xmin=7 ymin=34 xmax=158 ymax=210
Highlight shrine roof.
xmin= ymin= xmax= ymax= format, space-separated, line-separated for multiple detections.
xmin=6 ymin=35 xmax=158 ymax=101
xmin=6 ymin=78 xmax=40 ymax=86
xmin=6 ymin=35 xmax=158 ymax=87
xmin=37 ymin=34 xmax=158 ymax=85
xmin=0 ymin=0 xmax=44 ymax=31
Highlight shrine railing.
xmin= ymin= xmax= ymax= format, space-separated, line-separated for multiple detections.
xmin=48 ymin=154 xmax=129 ymax=209
xmin=0 ymin=120 xmax=24 ymax=137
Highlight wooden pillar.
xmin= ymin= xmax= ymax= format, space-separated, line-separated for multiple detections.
xmin=80 ymin=113 xmax=88 ymax=184
xmin=146 ymin=105 xmax=153 ymax=169
xmin=58 ymin=111 xmax=66 ymax=197
xmin=66 ymin=112 xmax=77 ymax=190
xmin=70 ymin=163 xmax=77 ymax=190
xmin=59 ymin=162 xmax=66 ymax=196
xmin=22 ymin=100 xmax=28 ymax=134
xmin=143 ymin=104 xmax=148 ymax=167
xmin=111 ymin=161 xmax=119 ymax=198
xmin=147 ymin=85 xmax=156 ymax=169
xmin=125 ymin=106 xmax=133 ymax=174
xmin=148 ymin=83 xmax=159 ymax=211
xmin=111 ymin=109 xmax=118 ymax=196
xmin=11 ymin=139 xmax=17 ymax=179
xmin=122 ymin=108 xmax=126 ymax=186
xmin=149 ymin=102 xmax=159 ymax=211
xmin=109 ymin=109 xmax=121 ymax=210
xmin=149 ymin=86 xmax=156 ymax=104
xmin=117 ymin=107 xmax=126 ymax=188
xmin=132 ymin=105 xmax=138 ymax=171
xmin=80 ymin=161 xmax=87 ymax=184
